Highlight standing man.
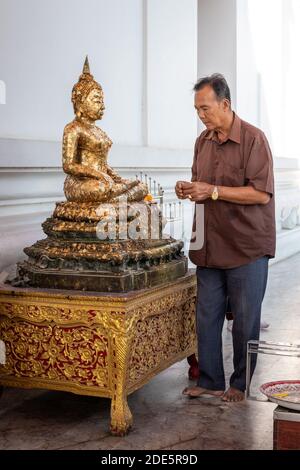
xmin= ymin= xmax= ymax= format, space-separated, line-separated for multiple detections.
xmin=176 ymin=74 xmax=275 ymax=402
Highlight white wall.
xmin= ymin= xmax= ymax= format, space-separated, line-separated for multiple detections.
xmin=0 ymin=0 xmax=143 ymax=145
xmin=0 ymin=0 xmax=198 ymax=152
xmin=147 ymin=0 xmax=198 ymax=149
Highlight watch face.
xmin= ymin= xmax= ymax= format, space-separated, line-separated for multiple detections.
xmin=212 ymin=190 xmax=218 ymax=200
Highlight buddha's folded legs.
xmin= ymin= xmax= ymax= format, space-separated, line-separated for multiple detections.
xmin=64 ymin=175 xmax=148 ymax=203
xmin=64 ymin=174 xmax=114 ymax=202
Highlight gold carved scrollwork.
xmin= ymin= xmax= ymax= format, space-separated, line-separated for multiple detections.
xmin=0 ymin=301 xmax=113 ymax=327
xmin=128 ymin=293 xmax=196 ymax=385
xmin=131 ymin=291 xmax=186 ymax=320
xmin=0 ymin=317 xmax=109 ymax=388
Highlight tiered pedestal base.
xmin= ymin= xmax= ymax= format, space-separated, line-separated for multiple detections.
xmin=0 ymin=272 xmax=196 ymax=436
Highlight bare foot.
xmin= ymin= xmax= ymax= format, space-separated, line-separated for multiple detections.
xmin=182 ymin=386 xmax=224 ymax=398
xmin=222 ymin=387 xmax=244 ymax=402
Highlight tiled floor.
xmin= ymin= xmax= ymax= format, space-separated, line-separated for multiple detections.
xmin=1 ymin=254 xmax=300 ymax=450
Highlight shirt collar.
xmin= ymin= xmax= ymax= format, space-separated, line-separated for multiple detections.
xmin=204 ymin=112 xmax=241 ymax=144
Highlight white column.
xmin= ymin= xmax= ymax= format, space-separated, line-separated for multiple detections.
xmin=147 ymin=0 xmax=198 ymax=150
xmin=236 ymin=0 xmax=260 ymax=126
xmin=197 ymin=0 xmax=237 ymax=108
xmin=0 ymin=80 xmax=6 ymax=104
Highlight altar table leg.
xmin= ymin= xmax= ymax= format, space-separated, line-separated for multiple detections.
xmin=109 ymin=334 xmax=133 ymax=436
xmin=110 ymin=393 xmax=133 ymax=436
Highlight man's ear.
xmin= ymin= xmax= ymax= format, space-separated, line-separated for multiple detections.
xmin=222 ymin=99 xmax=230 ymax=112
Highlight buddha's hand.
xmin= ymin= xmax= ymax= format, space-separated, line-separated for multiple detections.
xmin=121 ymin=178 xmax=139 ymax=189
xmin=98 ymin=173 xmax=113 ymax=191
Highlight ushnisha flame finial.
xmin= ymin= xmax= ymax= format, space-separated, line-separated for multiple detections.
xmin=82 ymin=55 xmax=90 ymax=75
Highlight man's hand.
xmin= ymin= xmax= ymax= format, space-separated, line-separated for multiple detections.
xmin=181 ymin=182 xmax=213 ymax=202
xmin=175 ymin=181 xmax=190 ymax=200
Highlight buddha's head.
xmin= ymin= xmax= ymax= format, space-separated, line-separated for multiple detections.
xmin=72 ymin=57 xmax=105 ymax=121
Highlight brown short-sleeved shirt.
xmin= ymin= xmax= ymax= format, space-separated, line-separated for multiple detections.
xmin=189 ymin=113 xmax=276 ymax=269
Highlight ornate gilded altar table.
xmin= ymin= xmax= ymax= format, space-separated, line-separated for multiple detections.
xmin=0 ymin=272 xmax=196 ymax=435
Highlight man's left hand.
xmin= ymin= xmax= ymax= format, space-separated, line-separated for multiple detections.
xmin=182 ymin=182 xmax=213 ymax=202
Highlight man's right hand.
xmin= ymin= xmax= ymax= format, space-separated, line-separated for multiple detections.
xmin=175 ymin=181 xmax=189 ymax=199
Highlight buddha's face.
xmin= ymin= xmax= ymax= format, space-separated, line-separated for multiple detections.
xmin=78 ymin=87 xmax=105 ymax=121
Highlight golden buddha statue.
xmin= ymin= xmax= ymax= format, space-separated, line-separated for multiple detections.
xmin=13 ymin=58 xmax=187 ymax=292
xmin=63 ymin=57 xmax=147 ymax=203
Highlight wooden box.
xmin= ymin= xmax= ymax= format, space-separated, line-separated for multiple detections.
xmin=273 ymin=406 xmax=300 ymax=450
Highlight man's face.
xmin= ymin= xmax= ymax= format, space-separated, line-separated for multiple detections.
xmin=194 ymin=85 xmax=228 ymax=130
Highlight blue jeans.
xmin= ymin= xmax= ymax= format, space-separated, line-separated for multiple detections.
xmin=196 ymin=257 xmax=269 ymax=392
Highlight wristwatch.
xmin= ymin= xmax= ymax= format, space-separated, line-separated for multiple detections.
xmin=211 ymin=185 xmax=219 ymax=201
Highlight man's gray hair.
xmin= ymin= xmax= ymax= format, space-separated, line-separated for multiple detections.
xmin=193 ymin=73 xmax=231 ymax=103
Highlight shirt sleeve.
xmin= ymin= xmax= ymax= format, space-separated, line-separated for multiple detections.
xmin=191 ymin=136 xmax=200 ymax=182
xmin=245 ymin=132 xmax=274 ymax=196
